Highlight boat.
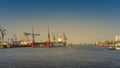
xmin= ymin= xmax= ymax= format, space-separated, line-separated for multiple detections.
xmin=108 ymin=46 xmax=116 ymax=50
xmin=51 ymin=35 xmax=66 ymax=47
xmin=115 ymin=43 xmax=120 ymax=50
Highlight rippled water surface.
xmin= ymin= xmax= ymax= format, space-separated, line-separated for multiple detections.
xmin=0 ymin=45 xmax=120 ymax=68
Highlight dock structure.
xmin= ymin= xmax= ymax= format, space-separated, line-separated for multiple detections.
xmin=0 ymin=25 xmax=67 ymax=48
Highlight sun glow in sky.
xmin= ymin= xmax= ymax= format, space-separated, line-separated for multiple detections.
xmin=0 ymin=0 xmax=120 ymax=44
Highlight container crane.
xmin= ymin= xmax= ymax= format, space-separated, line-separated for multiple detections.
xmin=24 ymin=32 xmax=31 ymax=44
xmin=0 ymin=25 xmax=6 ymax=47
xmin=24 ymin=27 xmax=40 ymax=48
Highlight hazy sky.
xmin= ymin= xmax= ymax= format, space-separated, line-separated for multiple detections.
xmin=0 ymin=0 xmax=120 ymax=43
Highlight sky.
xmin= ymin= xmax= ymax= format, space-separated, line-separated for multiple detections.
xmin=0 ymin=0 xmax=120 ymax=44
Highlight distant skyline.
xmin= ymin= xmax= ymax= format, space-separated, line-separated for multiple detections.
xmin=0 ymin=0 xmax=120 ymax=43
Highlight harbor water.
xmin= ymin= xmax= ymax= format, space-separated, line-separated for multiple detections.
xmin=0 ymin=45 xmax=120 ymax=68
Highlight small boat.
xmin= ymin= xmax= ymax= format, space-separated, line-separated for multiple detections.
xmin=115 ymin=44 xmax=120 ymax=50
xmin=108 ymin=46 xmax=116 ymax=50
xmin=115 ymin=46 xmax=120 ymax=50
